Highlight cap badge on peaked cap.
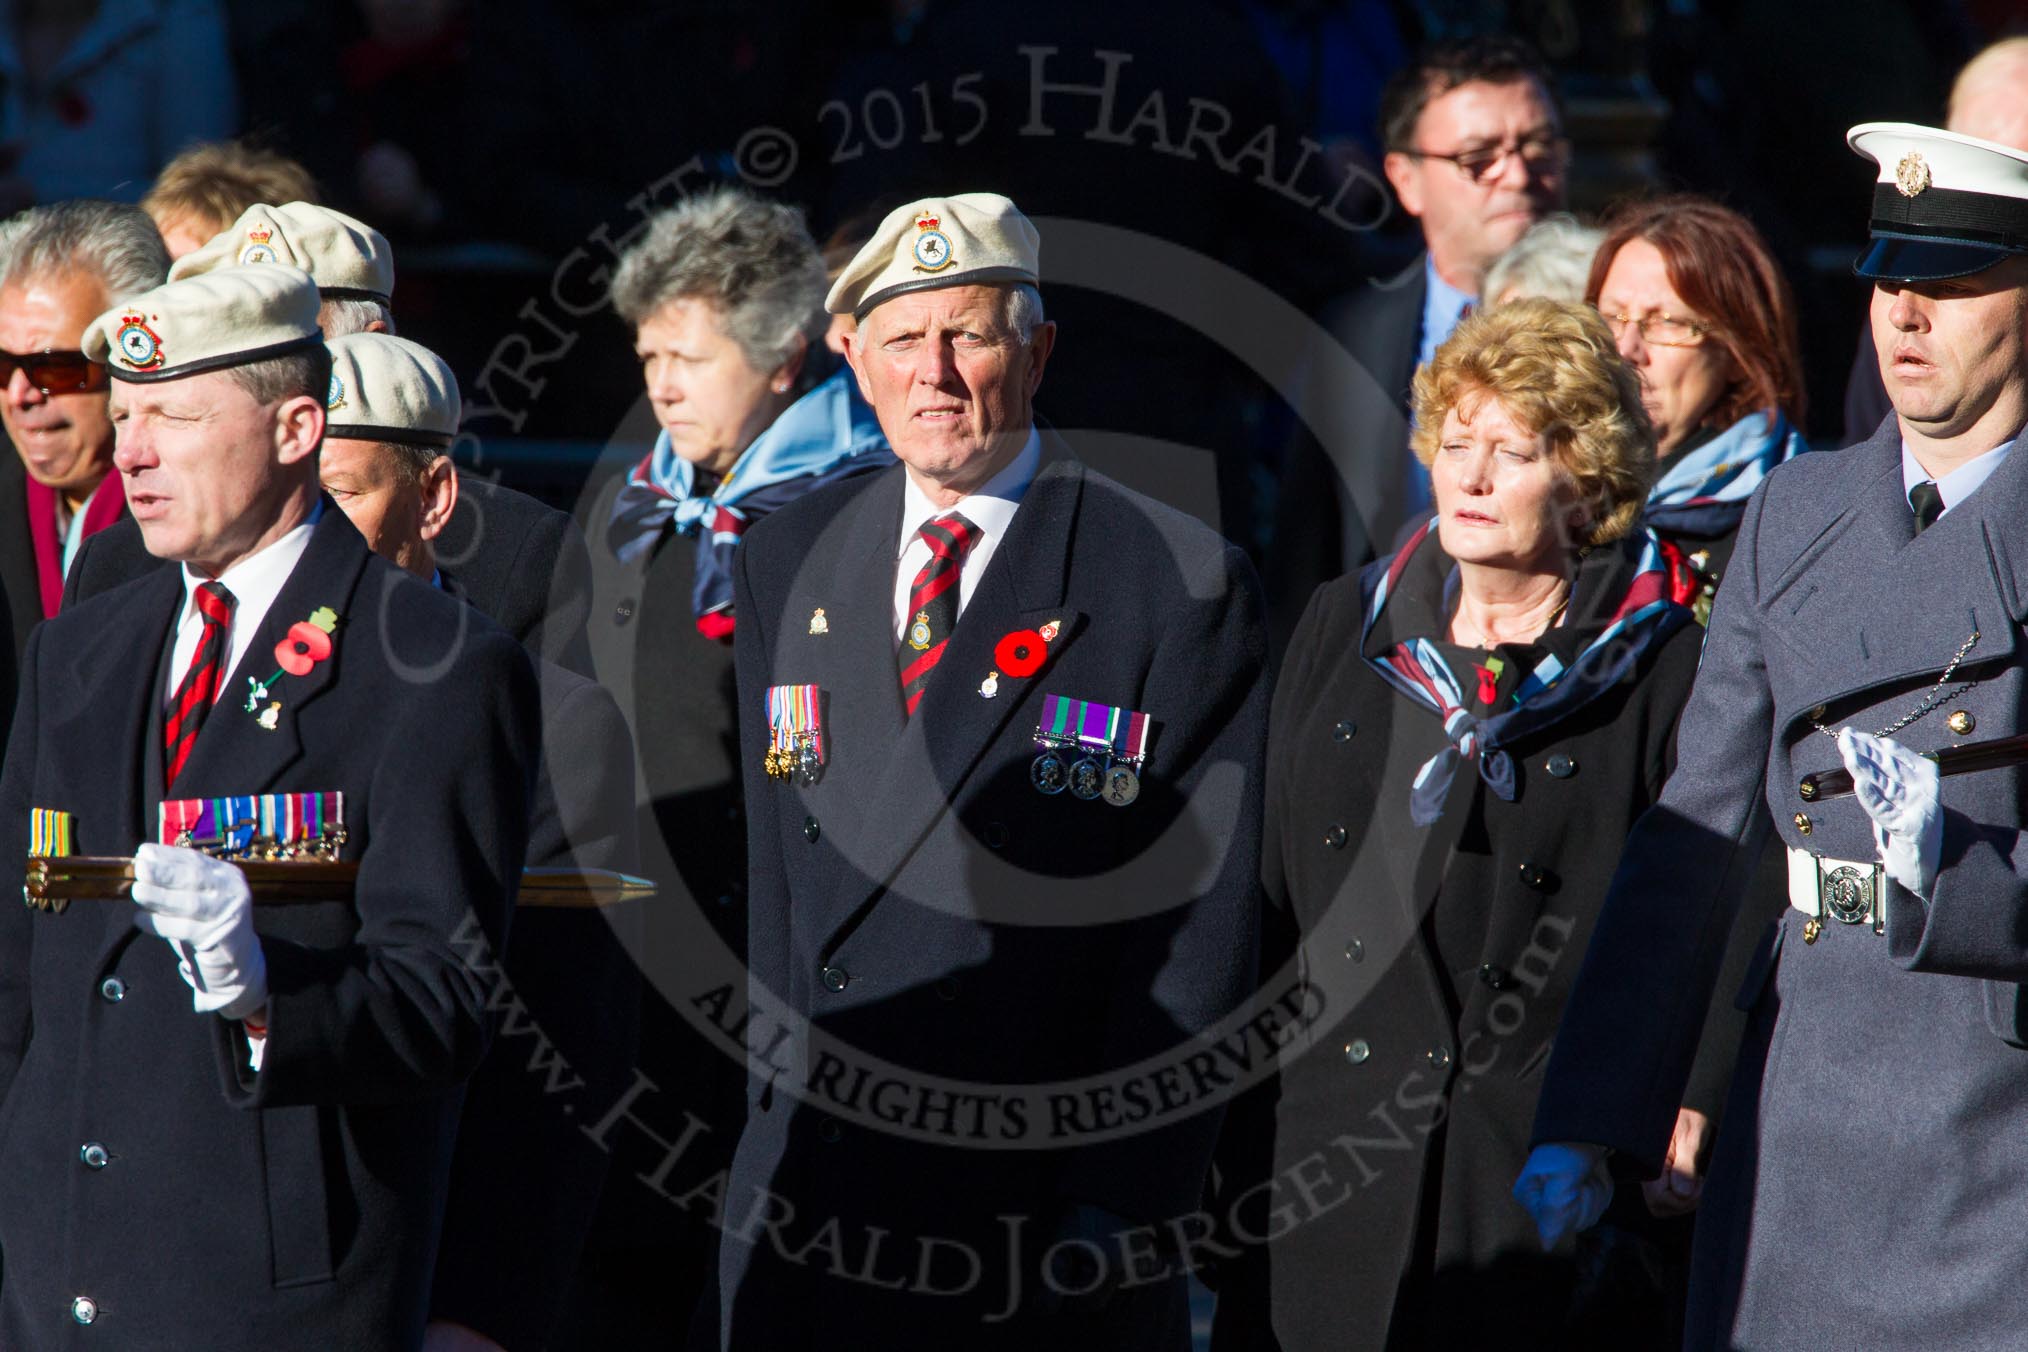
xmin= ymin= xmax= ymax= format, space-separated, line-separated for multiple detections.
xmin=1896 ymin=152 xmax=1932 ymax=198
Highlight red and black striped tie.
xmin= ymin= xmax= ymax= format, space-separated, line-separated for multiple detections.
xmin=164 ymin=581 xmax=236 ymax=789
xmin=898 ymin=511 xmax=978 ymax=717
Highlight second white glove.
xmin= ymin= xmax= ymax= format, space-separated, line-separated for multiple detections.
xmin=130 ymin=842 xmax=268 ymax=1022
xmin=1836 ymin=727 xmax=1942 ymax=899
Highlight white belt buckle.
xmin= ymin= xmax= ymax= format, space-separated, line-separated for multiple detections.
xmin=1786 ymin=847 xmax=1885 ymax=943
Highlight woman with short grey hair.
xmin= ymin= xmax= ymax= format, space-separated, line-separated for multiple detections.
xmin=604 ymin=185 xmax=889 ymax=634
xmin=578 ymin=185 xmax=892 ymax=1344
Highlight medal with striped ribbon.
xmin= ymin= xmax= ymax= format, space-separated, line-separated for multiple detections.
xmin=764 ymin=684 xmax=826 ymax=785
xmin=1030 ymin=694 xmax=1154 ymax=806
xmin=158 ymin=791 xmax=347 ymax=859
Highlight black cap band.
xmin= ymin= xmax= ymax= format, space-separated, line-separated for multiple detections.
xmin=104 ymin=333 xmax=326 ymax=384
xmin=325 ymin=422 xmax=454 ymax=448
xmin=1870 ymin=183 xmax=2028 ymax=251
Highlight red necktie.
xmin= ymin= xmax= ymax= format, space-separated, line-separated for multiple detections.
xmin=898 ymin=512 xmax=978 ymax=716
xmin=164 ymin=581 xmax=236 ymax=789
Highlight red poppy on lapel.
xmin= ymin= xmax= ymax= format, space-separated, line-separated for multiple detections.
xmin=275 ymin=621 xmax=335 ymax=677
xmin=995 ymin=629 xmax=1047 ymax=678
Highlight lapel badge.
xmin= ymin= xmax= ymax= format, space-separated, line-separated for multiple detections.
xmin=257 ymin=702 xmax=282 ymax=731
xmin=1039 ymin=619 xmax=1061 ymax=643
xmin=980 ymin=671 xmax=1000 ymax=699
xmin=1895 ymin=151 xmax=1931 ymax=198
xmin=809 ymin=607 xmax=829 ymax=636
xmin=908 ymin=610 xmax=934 ymax=651
xmin=246 ymin=606 xmax=341 ymax=715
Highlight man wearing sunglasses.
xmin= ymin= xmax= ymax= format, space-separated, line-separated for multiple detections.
xmin=0 ymin=201 xmax=168 ymax=686
xmin=1268 ymin=35 xmax=1566 ymax=650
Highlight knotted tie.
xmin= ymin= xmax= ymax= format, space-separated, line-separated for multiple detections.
xmin=1909 ymin=480 xmax=1943 ymax=535
xmin=897 ymin=512 xmax=978 ymax=716
xmin=164 ymin=581 xmax=236 ymax=789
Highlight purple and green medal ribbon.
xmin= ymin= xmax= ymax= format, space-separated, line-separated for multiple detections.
xmin=158 ymin=792 xmax=344 ymax=852
xmin=1037 ymin=694 xmax=1153 ymax=763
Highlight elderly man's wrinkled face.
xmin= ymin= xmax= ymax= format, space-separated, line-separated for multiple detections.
xmin=1873 ymin=256 xmax=2028 ymax=449
xmin=844 ymin=284 xmax=1055 ymax=498
xmin=111 ymin=369 xmax=322 ymax=575
xmin=0 ymin=272 xmax=115 ymax=500
xmin=636 ymin=296 xmax=797 ymax=477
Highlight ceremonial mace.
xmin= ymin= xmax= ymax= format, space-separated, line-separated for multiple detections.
xmin=23 ymin=859 xmax=653 ymax=913
xmin=1797 ymin=732 xmax=2028 ymax=802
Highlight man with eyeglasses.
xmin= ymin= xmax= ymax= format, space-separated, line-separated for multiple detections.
xmin=1268 ymin=34 xmax=1566 ymax=650
xmin=0 ymin=201 xmax=169 ymax=714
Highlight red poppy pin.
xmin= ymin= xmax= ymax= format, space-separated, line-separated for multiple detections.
xmin=245 ymin=607 xmax=340 ymax=728
xmin=979 ymin=620 xmax=1063 ymax=699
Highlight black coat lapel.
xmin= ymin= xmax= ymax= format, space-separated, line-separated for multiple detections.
xmin=165 ymin=503 xmax=371 ymax=802
xmin=810 ymin=447 xmax=1087 ymax=953
xmin=48 ymin=565 xmax=183 ymax=856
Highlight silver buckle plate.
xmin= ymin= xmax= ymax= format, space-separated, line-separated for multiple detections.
xmin=1818 ymin=861 xmax=1885 ymax=934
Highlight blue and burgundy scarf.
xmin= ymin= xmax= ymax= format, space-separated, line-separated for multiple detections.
xmin=1642 ymin=408 xmax=1807 ymax=540
xmin=1360 ymin=520 xmax=1692 ymax=826
xmin=606 ymin=364 xmax=890 ymax=638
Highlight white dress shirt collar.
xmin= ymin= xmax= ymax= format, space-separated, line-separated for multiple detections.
xmin=892 ymin=428 xmax=1042 ymax=640
xmin=167 ymin=499 xmax=323 ymax=708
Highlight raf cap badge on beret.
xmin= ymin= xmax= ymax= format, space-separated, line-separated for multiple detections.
xmin=913 ymin=213 xmax=955 ymax=274
xmin=114 ymin=313 xmax=166 ymax=371
xmin=240 ymin=222 xmax=279 ymax=265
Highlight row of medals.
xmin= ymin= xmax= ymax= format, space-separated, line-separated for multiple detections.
xmin=175 ymin=822 xmax=349 ymax=862
xmin=764 ymin=734 xmax=822 ymax=785
xmin=1031 ymin=740 xmax=1140 ymax=807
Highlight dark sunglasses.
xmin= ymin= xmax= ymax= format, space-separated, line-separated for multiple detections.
xmin=0 ymin=347 xmax=104 ymax=395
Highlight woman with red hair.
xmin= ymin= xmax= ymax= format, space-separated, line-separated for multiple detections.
xmin=1589 ymin=195 xmax=1809 ymax=619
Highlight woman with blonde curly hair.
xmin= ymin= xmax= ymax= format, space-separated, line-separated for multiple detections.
xmin=1211 ymin=300 xmax=1710 ymax=1351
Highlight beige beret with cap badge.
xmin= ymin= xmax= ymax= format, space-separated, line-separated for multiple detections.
xmin=824 ymin=192 xmax=1040 ymax=319
xmin=170 ymin=201 xmax=395 ymax=303
xmin=323 ymin=333 xmax=460 ymax=447
xmin=83 ymin=264 xmax=323 ymax=382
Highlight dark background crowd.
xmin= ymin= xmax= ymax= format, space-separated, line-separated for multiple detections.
xmin=11 ymin=0 xmax=2018 ymax=561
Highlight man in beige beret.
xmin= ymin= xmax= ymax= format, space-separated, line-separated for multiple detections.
xmin=170 ymin=200 xmax=396 ymax=335
xmin=0 ymin=264 xmax=540 ymax=1349
xmin=722 ymin=194 xmax=1268 ymax=1350
xmin=72 ymin=200 xmax=596 ymax=678
xmin=309 ymin=331 xmax=640 ymax=1352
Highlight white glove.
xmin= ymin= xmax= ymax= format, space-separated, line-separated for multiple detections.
xmin=1513 ymin=1143 xmax=1613 ymax=1250
xmin=130 ymin=843 xmax=268 ymax=1022
xmin=1836 ymin=727 xmax=1942 ymax=899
